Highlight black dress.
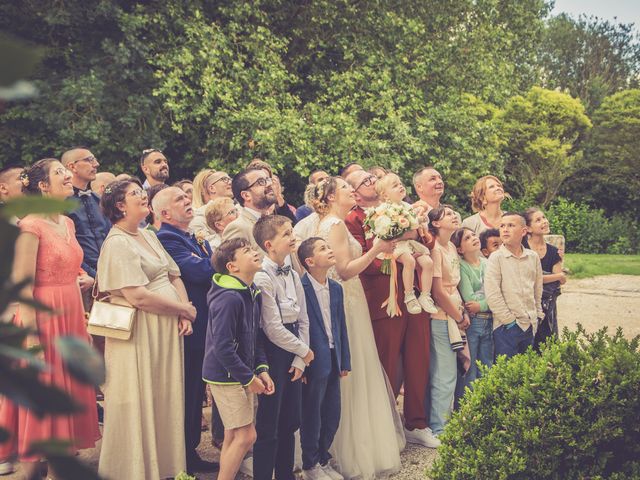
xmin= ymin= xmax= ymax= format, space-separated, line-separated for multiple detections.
xmin=535 ymin=242 xmax=562 ymax=349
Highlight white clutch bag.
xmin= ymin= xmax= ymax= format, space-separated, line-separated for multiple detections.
xmin=87 ymin=289 xmax=136 ymax=341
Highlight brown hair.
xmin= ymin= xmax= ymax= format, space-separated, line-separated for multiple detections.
xmin=469 ymin=175 xmax=508 ymax=212
xmin=253 ymin=214 xmax=292 ymax=252
xmin=247 ymin=158 xmax=273 ymax=177
xmin=451 ymin=227 xmax=474 ymax=251
xmin=522 ymin=207 xmax=542 ymax=227
xmin=427 ymin=204 xmax=454 ymax=236
xmin=297 ymin=237 xmax=324 ymax=271
xmin=310 ymin=177 xmax=339 ymax=215
xmin=21 ymin=158 xmax=59 ymax=196
xmin=100 ymin=180 xmax=137 ymax=223
xmin=212 ymin=238 xmax=250 ymax=274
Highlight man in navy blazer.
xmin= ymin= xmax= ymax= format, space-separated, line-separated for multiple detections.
xmin=298 ymin=238 xmax=351 ymax=479
xmin=154 ymin=187 xmax=219 ymax=475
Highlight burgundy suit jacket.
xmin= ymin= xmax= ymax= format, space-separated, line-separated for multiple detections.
xmin=345 ymin=205 xmax=434 ymax=322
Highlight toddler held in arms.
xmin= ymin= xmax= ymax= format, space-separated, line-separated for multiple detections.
xmin=375 ymin=173 xmax=437 ymax=315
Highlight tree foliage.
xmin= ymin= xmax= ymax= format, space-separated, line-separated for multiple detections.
xmin=0 ymin=0 xmax=550 ymax=204
xmin=539 ymin=14 xmax=640 ymax=112
xmin=562 ymin=89 xmax=640 ymax=217
xmin=496 ymin=86 xmax=591 ymax=207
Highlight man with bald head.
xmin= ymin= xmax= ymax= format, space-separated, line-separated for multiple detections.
xmin=412 ymin=166 xmax=461 ymax=222
xmin=155 ymin=187 xmax=219 ymax=475
xmin=344 ymin=169 xmax=439 ymax=449
xmin=140 ymin=148 xmax=170 ymax=188
xmin=91 ymin=172 xmax=116 ymax=197
xmin=61 ymin=146 xmax=111 ymax=281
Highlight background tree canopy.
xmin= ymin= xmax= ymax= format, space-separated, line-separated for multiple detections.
xmin=0 ymin=0 xmax=638 ymax=218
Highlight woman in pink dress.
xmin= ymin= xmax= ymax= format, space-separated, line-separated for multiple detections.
xmin=2 ymin=158 xmax=100 ymax=478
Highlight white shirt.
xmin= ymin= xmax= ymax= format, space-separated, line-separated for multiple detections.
xmin=308 ymin=273 xmax=334 ymax=348
xmin=244 ymin=206 xmax=262 ymax=221
xmin=485 ymin=244 xmax=543 ymax=332
xmin=254 ymin=255 xmax=311 ymax=371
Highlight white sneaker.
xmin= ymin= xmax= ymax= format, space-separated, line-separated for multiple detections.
xmin=302 ymin=464 xmax=332 ymax=480
xmin=239 ymin=456 xmax=253 ymax=477
xmin=320 ymin=462 xmax=344 ymax=480
xmin=404 ymin=292 xmax=422 ymax=314
xmin=418 ymin=292 xmax=438 ymax=314
xmin=0 ymin=461 xmax=14 ymax=476
xmin=404 ymin=426 xmax=441 ymax=448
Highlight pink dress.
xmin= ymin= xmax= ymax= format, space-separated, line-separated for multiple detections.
xmin=0 ymin=216 xmax=100 ymax=461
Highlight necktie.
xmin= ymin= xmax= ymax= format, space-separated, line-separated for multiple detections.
xmin=276 ymin=265 xmax=292 ymax=276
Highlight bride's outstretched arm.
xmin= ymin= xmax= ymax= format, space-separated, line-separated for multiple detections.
xmin=328 ymin=221 xmax=395 ymax=281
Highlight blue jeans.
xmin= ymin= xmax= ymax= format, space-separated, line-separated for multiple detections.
xmin=455 ymin=315 xmax=494 ymax=404
xmin=493 ymin=324 xmax=533 ymax=360
xmin=428 ymin=319 xmax=457 ymax=435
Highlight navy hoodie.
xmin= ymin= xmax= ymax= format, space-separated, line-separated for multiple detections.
xmin=202 ymin=273 xmax=269 ymax=386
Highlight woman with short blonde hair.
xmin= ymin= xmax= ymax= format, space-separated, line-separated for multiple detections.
xmin=204 ymin=197 xmax=239 ymax=248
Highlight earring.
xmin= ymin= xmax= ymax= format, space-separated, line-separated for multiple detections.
xmin=123 ymin=211 xmax=127 ymax=217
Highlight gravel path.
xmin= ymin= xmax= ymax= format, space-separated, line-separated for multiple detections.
xmin=5 ymin=275 xmax=640 ymax=480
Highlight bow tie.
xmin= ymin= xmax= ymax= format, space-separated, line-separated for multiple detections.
xmin=77 ymin=189 xmax=93 ymax=197
xmin=276 ymin=265 xmax=292 ymax=276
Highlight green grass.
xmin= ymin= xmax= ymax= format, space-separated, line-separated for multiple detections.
xmin=565 ymin=254 xmax=640 ymax=279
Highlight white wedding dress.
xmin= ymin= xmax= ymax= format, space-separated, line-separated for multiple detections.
xmin=296 ymin=215 xmax=405 ymax=479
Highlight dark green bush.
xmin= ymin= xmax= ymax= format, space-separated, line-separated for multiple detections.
xmin=430 ymin=327 xmax=640 ymax=480
xmin=502 ymin=197 xmax=640 ymax=254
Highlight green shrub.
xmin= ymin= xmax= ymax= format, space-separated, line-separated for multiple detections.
xmin=430 ymin=327 xmax=640 ymax=480
xmin=502 ymin=197 xmax=640 ymax=254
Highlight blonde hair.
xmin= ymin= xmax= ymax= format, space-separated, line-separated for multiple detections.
xmin=374 ymin=172 xmax=400 ymax=200
xmin=192 ymin=169 xmax=216 ymax=209
xmin=470 ymin=175 xmax=508 ymax=212
xmin=205 ymin=197 xmax=236 ymax=233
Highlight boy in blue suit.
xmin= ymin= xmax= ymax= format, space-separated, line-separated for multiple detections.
xmin=298 ymin=237 xmax=351 ymax=480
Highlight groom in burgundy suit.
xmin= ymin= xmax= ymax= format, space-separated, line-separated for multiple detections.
xmin=344 ymin=169 xmax=439 ymax=448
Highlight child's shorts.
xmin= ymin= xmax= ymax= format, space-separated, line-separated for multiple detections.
xmin=209 ymin=383 xmax=255 ymax=429
xmin=394 ymin=239 xmax=430 ymax=258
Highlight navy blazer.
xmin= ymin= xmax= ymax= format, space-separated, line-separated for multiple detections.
xmin=301 ymin=273 xmax=351 ymax=379
xmin=157 ymin=223 xmax=214 ymax=350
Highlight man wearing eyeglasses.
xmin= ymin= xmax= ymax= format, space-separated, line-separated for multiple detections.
xmin=61 ymin=147 xmax=112 ymax=283
xmin=343 ymin=169 xmax=439 ymax=449
xmin=222 ymin=168 xmax=277 ymax=252
xmin=207 ymin=171 xmax=234 ymax=200
xmin=140 ymin=148 xmax=170 ymax=189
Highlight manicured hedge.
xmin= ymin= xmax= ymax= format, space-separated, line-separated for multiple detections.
xmin=430 ymin=327 xmax=640 ymax=480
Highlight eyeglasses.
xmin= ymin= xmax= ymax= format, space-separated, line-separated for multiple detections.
xmin=211 ymin=176 xmax=232 ymax=186
xmin=126 ymin=188 xmax=147 ymax=198
xmin=74 ymin=155 xmax=99 ymax=165
xmin=52 ymin=167 xmax=71 ymax=177
xmin=246 ymin=176 xmax=273 ymax=189
xmin=355 ymin=175 xmax=376 ymax=191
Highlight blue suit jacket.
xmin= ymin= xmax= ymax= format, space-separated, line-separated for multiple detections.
xmin=301 ymin=273 xmax=351 ymax=379
xmin=157 ymin=223 xmax=214 ymax=350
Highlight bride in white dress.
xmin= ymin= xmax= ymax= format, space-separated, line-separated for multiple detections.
xmin=294 ymin=177 xmax=406 ymax=479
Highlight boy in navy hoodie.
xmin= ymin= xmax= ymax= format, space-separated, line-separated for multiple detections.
xmin=203 ymin=238 xmax=275 ymax=480
xmin=298 ymin=237 xmax=351 ymax=480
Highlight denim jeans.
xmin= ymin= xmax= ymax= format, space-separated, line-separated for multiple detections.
xmin=455 ymin=315 xmax=494 ymax=405
xmin=493 ymin=324 xmax=533 ymax=360
xmin=428 ymin=319 xmax=457 ymax=435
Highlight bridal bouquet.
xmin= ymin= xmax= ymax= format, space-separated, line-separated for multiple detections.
xmin=363 ymin=201 xmax=421 ymax=317
xmin=363 ymin=201 xmax=420 ymax=273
